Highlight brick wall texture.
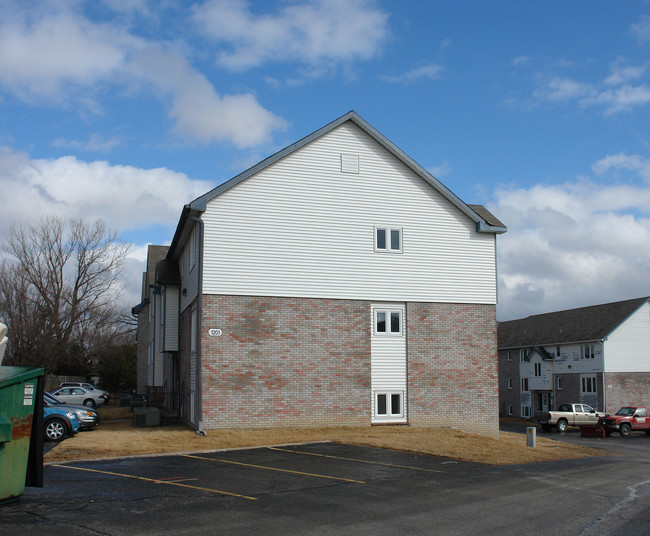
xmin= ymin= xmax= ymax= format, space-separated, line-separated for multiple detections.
xmin=181 ymin=295 xmax=498 ymax=437
xmin=604 ymin=372 xmax=650 ymax=414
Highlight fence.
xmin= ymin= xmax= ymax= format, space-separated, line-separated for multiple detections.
xmin=44 ymin=374 xmax=86 ymax=392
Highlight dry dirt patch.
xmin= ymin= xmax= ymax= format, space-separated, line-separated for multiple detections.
xmin=44 ymin=407 xmax=606 ymax=466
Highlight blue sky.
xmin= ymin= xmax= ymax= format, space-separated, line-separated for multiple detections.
xmin=2 ymin=0 xmax=650 ymax=321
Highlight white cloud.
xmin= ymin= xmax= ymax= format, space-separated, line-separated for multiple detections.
xmin=494 ymin=158 xmax=650 ymax=320
xmin=532 ymin=76 xmax=592 ymax=102
xmin=192 ymin=0 xmax=390 ymax=71
xmin=380 ymin=64 xmax=444 ymax=84
xmin=0 ymin=147 xmax=213 ymax=238
xmin=0 ymin=1 xmax=287 ymax=147
xmin=52 ymin=134 xmax=124 ymax=153
xmin=427 ymin=161 xmax=452 ymax=179
xmin=130 ymin=46 xmax=288 ymax=147
xmin=604 ymin=59 xmax=647 ymax=86
xmin=0 ymin=9 xmax=130 ymax=100
xmin=591 ymin=152 xmax=650 ymax=182
xmin=631 ymin=14 xmax=650 ymax=44
xmin=582 ymin=84 xmax=650 ymax=115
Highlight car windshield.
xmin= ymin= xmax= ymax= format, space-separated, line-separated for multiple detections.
xmin=44 ymin=392 xmax=65 ymax=405
xmin=615 ymin=407 xmax=635 ymax=416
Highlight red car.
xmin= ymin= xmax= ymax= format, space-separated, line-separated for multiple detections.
xmin=600 ymin=407 xmax=650 ymax=437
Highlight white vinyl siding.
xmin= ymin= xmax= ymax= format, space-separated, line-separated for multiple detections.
xmin=150 ymin=293 xmax=164 ymax=387
xmin=371 ymin=303 xmax=407 ymax=423
xmin=180 ymin=224 xmax=200 ymax=313
xmin=201 ymin=122 xmax=497 ymax=304
xmin=603 ymin=301 xmax=650 ymax=372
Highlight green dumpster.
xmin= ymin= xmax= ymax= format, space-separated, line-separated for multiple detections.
xmin=0 ymin=366 xmax=45 ymax=503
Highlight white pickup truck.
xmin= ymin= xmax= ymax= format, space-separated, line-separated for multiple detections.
xmin=534 ymin=403 xmax=606 ymax=432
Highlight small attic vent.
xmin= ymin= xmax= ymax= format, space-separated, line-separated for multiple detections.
xmin=341 ymin=153 xmax=359 ymax=174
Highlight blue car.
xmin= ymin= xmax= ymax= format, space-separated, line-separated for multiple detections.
xmin=44 ymin=405 xmax=80 ymax=442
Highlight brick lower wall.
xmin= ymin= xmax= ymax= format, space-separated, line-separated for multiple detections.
xmin=191 ymin=295 xmax=498 ymax=437
xmin=201 ymin=295 xmax=370 ymax=428
xmin=407 ymin=302 xmax=498 ymax=437
xmin=604 ymin=372 xmax=650 ymax=414
xmin=498 ymin=350 xmax=520 ymax=417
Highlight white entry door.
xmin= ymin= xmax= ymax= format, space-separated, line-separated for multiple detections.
xmin=371 ymin=303 xmax=407 ymax=423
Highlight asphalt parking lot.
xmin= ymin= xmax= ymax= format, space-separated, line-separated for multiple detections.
xmin=2 ymin=429 xmax=650 ymax=536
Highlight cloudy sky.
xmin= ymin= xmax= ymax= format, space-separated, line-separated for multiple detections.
xmin=1 ymin=0 xmax=650 ymax=321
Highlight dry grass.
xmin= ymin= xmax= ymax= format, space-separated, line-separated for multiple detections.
xmin=44 ymin=406 xmax=607 ymax=466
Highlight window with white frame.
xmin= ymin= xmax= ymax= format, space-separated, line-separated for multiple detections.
xmin=508 ymin=405 xmax=513 ymax=416
xmin=521 ymin=405 xmax=531 ymax=418
xmin=507 ymin=378 xmax=513 ymax=390
xmin=556 ymin=346 xmax=561 ymax=357
xmin=519 ymin=349 xmax=526 ymax=363
xmin=375 ymin=227 xmax=402 ymax=253
xmin=507 ymin=350 xmax=512 ymax=361
xmin=556 ymin=376 xmax=563 ymax=390
xmin=521 ymin=377 xmax=529 ymax=391
xmin=534 ymin=362 xmax=542 ymax=377
xmin=375 ymin=392 xmax=403 ymax=418
xmin=581 ymin=344 xmax=595 ymax=359
xmin=374 ymin=308 xmax=403 ymax=336
xmin=581 ymin=375 xmax=597 ymax=394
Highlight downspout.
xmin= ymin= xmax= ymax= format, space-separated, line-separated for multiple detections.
xmin=601 ymin=338 xmax=606 ymax=413
xmin=188 ymin=214 xmax=206 ymax=436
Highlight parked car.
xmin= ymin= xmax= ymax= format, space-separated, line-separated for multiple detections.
xmin=44 ymin=405 xmax=80 ymax=442
xmin=535 ymin=403 xmax=605 ymax=432
xmin=44 ymin=392 xmax=100 ymax=430
xmin=600 ymin=407 xmax=650 ymax=437
xmin=50 ymin=386 xmax=108 ymax=408
xmin=59 ymin=381 xmax=111 ymax=403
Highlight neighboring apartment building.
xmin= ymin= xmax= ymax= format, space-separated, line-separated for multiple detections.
xmin=134 ymin=111 xmax=507 ymax=437
xmin=498 ymin=297 xmax=650 ymax=418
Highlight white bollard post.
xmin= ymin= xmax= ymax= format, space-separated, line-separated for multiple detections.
xmin=526 ymin=426 xmax=536 ymax=448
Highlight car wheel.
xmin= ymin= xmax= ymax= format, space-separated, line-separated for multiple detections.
xmin=83 ymin=399 xmax=95 ymax=408
xmin=45 ymin=418 xmax=68 ymax=442
xmin=556 ymin=419 xmax=568 ymax=433
xmin=619 ymin=423 xmax=632 ymax=437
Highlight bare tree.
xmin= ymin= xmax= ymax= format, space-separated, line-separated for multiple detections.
xmin=0 ymin=216 xmax=131 ymax=374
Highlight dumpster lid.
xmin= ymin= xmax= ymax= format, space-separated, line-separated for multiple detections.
xmin=0 ymin=366 xmax=45 ymax=389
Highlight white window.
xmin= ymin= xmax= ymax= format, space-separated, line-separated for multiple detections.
xmin=557 ymin=376 xmax=563 ymax=390
xmin=521 ymin=377 xmax=529 ymax=392
xmin=375 ymin=227 xmax=402 ymax=253
xmin=374 ymin=308 xmax=403 ymax=336
xmin=534 ymin=363 xmax=542 ymax=377
xmin=507 ymin=378 xmax=513 ymax=390
xmin=376 ymin=392 xmax=404 ymax=418
xmin=581 ymin=375 xmax=597 ymax=394
xmin=507 ymin=350 xmax=512 ymax=362
xmin=519 ymin=349 xmax=526 ymax=363
xmin=507 ymin=405 xmax=513 ymax=416
xmin=521 ymin=405 xmax=531 ymax=418
xmin=581 ymin=344 xmax=595 ymax=359
xmin=556 ymin=346 xmax=561 ymax=357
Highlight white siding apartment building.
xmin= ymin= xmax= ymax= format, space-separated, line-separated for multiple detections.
xmin=135 ymin=111 xmax=507 ymax=436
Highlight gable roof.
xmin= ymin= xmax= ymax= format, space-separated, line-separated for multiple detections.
xmin=168 ymin=111 xmax=506 ymax=258
xmin=498 ymin=297 xmax=650 ymax=349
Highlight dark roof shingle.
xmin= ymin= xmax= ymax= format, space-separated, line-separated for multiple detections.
xmin=498 ymin=297 xmax=649 ymax=348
